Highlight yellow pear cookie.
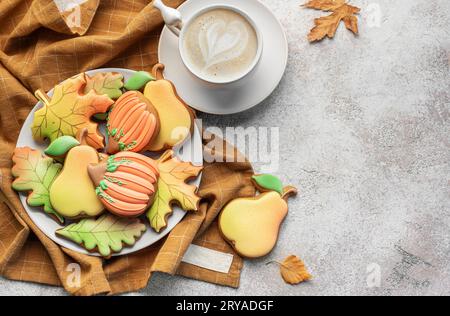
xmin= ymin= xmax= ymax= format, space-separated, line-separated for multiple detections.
xmin=47 ymin=129 xmax=104 ymax=218
xmin=144 ymin=64 xmax=195 ymax=151
xmin=219 ymin=174 xmax=297 ymax=258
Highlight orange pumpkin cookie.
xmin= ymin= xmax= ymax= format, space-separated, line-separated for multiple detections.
xmin=106 ymin=91 xmax=160 ymax=154
xmin=32 ymin=75 xmax=114 ymax=150
xmin=88 ymin=152 xmax=159 ymax=217
xmin=144 ymin=64 xmax=196 ymax=151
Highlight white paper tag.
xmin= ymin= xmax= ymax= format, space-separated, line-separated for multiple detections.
xmin=53 ymin=0 xmax=88 ymax=13
xmin=181 ymin=244 xmax=234 ymax=274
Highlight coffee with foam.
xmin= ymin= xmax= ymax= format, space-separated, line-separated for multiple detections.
xmin=182 ymin=8 xmax=258 ymax=82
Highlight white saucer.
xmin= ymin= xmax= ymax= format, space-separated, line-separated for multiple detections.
xmin=158 ymin=0 xmax=288 ymax=115
xmin=16 ymin=68 xmax=203 ymax=257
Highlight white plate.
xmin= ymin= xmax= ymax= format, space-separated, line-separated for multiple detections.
xmin=158 ymin=0 xmax=288 ymax=115
xmin=16 ymin=68 xmax=203 ymax=257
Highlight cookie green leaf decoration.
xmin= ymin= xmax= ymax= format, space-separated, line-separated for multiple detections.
xmin=11 ymin=147 xmax=64 ymax=223
xmin=44 ymin=136 xmax=80 ymax=156
xmin=252 ymin=174 xmax=284 ymax=195
xmin=124 ymin=71 xmax=155 ymax=91
xmin=84 ymin=72 xmax=124 ymax=99
xmin=56 ymin=214 xmax=146 ymax=258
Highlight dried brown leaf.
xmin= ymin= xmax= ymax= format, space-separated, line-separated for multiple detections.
xmin=279 ymin=255 xmax=312 ymax=284
xmin=303 ymin=0 xmax=346 ymax=11
xmin=305 ymin=3 xmax=360 ymax=42
xmin=343 ymin=13 xmax=359 ymax=34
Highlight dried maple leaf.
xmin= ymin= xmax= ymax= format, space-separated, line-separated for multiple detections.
xmin=303 ymin=0 xmax=345 ymax=11
xmin=304 ymin=2 xmax=360 ymax=42
xmin=84 ymin=72 xmax=124 ymax=100
xmin=32 ymin=74 xmax=114 ymax=149
xmin=268 ymin=255 xmax=312 ymax=285
xmin=11 ymin=147 xmax=64 ymax=223
xmin=146 ymin=150 xmax=202 ymax=233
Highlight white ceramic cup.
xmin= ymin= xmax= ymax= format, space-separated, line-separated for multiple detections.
xmin=153 ymin=0 xmax=263 ymax=85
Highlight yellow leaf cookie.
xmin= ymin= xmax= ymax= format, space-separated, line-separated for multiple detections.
xmin=32 ymin=74 xmax=114 ymax=149
xmin=146 ymin=150 xmax=202 ymax=232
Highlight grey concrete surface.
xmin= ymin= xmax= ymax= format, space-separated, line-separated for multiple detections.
xmin=1 ymin=0 xmax=449 ymax=296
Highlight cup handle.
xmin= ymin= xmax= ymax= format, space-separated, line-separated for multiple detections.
xmin=153 ymin=0 xmax=183 ymax=37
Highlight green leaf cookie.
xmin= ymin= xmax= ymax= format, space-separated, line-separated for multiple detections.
xmin=84 ymin=72 xmax=124 ymax=99
xmin=56 ymin=214 xmax=146 ymax=258
xmin=11 ymin=147 xmax=64 ymax=223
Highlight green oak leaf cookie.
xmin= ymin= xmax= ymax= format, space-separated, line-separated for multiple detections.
xmin=84 ymin=72 xmax=124 ymax=99
xmin=11 ymin=147 xmax=64 ymax=223
xmin=56 ymin=214 xmax=146 ymax=258
xmin=84 ymin=72 xmax=124 ymax=120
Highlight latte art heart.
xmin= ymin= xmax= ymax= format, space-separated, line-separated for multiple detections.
xmin=182 ymin=8 xmax=258 ymax=82
xmin=199 ymin=20 xmax=249 ymax=71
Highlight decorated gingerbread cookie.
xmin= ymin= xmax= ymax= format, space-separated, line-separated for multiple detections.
xmin=146 ymin=150 xmax=202 ymax=232
xmin=85 ymin=71 xmax=124 ymax=121
xmin=56 ymin=214 xmax=146 ymax=258
xmin=144 ymin=64 xmax=196 ymax=151
xmin=88 ymin=151 xmax=159 ymax=217
xmin=219 ymin=174 xmax=297 ymax=258
xmin=32 ymin=74 xmax=114 ymax=149
xmin=11 ymin=147 xmax=64 ymax=223
xmin=47 ymin=129 xmax=104 ymax=219
xmin=106 ymin=91 xmax=160 ymax=154
xmin=84 ymin=72 xmax=124 ymax=100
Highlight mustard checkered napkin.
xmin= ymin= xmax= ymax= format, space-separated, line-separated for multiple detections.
xmin=0 ymin=0 xmax=255 ymax=295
